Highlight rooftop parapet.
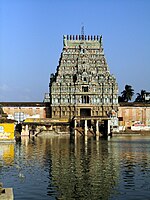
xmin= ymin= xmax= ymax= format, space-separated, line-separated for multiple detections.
xmin=64 ymin=35 xmax=101 ymax=41
xmin=63 ymin=34 xmax=103 ymax=48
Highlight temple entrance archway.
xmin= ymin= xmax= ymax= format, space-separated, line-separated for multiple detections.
xmin=80 ymin=108 xmax=91 ymax=117
xmin=80 ymin=108 xmax=91 ymax=128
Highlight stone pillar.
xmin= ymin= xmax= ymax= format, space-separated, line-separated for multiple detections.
xmin=96 ymin=120 xmax=99 ymax=137
xmin=84 ymin=120 xmax=88 ymax=137
xmin=107 ymin=120 xmax=111 ymax=136
xmin=25 ymin=124 xmax=29 ymax=133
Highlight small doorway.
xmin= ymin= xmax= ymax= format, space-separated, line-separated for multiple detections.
xmin=80 ymin=108 xmax=91 ymax=117
xmin=80 ymin=108 xmax=91 ymax=128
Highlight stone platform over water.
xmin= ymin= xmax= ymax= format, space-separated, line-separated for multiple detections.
xmin=0 ymin=183 xmax=13 ymax=200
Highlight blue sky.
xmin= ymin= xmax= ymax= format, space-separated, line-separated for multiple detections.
xmin=0 ymin=0 xmax=150 ymax=102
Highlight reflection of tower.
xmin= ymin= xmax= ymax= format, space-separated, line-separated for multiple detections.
xmin=48 ymin=137 xmax=119 ymax=200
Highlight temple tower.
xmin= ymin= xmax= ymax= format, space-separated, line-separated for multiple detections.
xmin=49 ymin=34 xmax=118 ymax=121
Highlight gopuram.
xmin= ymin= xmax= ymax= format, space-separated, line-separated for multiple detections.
xmin=49 ymin=34 xmax=118 ymax=136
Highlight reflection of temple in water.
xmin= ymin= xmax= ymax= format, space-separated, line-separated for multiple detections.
xmin=45 ymin=137 xmax=120 ymax=199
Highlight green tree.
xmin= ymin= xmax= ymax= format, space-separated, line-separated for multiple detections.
xmin=121 ymin=85 xmax=134 ymax=102
xmin=135 ymin=90 xmax=146 ymax=102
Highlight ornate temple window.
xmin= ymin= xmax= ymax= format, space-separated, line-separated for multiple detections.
xmin=93 ymin=97 xmax=96 ymax=104
xmin=96 ymin=50 xmax=99 ymax=54
xmin=82 ymin=95 xmax=89 ymax=103
xmin=80 ymin=46 xmax=85 ymax=54
xmin=105 ymin=98 xmax=109 ymax=104
xmin=83 ymin=77 xmax=87 ymax=82
xmin=93 ymin=87 xmax=96 ymax=92
xmin=82 ymin=86 xmax=88 ymax=92
xmin=113 ymin=98 xmax=118 ymax=104
xmin=71 ymin=87 xmax=75 ymax=92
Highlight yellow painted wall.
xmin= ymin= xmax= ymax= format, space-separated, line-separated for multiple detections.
xmin=0 ymin=123 xmax=15 ymax=140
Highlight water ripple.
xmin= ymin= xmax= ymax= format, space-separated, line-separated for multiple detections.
xmin=1 ymin=136 xmax=150 ymax=199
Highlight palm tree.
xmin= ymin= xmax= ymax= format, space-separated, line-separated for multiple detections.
xmin=121 ymin=85 xmax=134 ymax=102
xmin=118 ymin=95 xmax=125 ymax=102
xmin=135 ymin=90 xmax=146 ymax=102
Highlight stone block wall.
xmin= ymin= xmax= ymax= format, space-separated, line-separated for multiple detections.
xmin=118 ymin=103 xmax=150 ymax=128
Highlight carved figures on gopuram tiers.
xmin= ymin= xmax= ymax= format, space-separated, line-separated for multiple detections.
xmin=49 ymin=35 xmax=118 ymax=119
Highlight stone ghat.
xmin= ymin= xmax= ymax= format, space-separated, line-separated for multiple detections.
xmin=0 ymin=183 xmax=13 ymax=200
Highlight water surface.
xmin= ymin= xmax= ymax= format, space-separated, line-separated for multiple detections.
xmin=1 ymin=135 xmax=150 ymax=200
